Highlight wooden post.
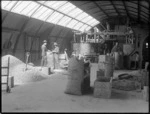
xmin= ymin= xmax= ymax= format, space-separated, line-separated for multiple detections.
xmin=73 ymin=33 xmax=76 ymax=43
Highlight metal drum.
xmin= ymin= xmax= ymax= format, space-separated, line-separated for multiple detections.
xmin=73 ymin=43 xmax=92 ymax=56
xmin=72 ymin=43 xmax=80 ymax=55
xmin=80 ymin=43 xmax=92 ymax=55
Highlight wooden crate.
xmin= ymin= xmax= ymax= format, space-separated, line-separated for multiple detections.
xmin=98 ymin=55 xmax=114 ymax=63
xmin=97 ymin=70 xmax=105 ymax=78
xmin=96 ymin=77 xmax=111 ymax=82
xmin=94 ymin=80 xmax=112 ymax=89
xmin=94 ymin=88 xmax=111 ymax=98
xmin=93 ymin=79 xmax=112 ymax=98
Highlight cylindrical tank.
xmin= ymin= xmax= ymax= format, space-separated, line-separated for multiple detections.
xmin=72 ymin=43 xmax=80 ymax=55
xmin=73 ymin=43 xmax=92 ymax=55
xmin=80 ymin=43 xmax=91 ymax=55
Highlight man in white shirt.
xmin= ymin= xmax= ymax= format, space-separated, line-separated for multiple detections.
xmin=52 ymin=42 xmax=59 ymax=69
xmin=41 ymin=40 xmax=47 ymax=70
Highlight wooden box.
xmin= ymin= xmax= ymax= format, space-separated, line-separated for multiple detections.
xmin=93 ymin=79 xmax=112 ymax=98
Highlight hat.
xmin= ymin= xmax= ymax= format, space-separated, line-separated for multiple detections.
xmin=43 ymin=40 xmax=47 ymax=43
xmin=54 ymin=42 xmax=58 ymax=45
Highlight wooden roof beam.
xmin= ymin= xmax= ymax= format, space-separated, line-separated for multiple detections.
xmin=93 ymin=1 xmax=110 ymax=18
xmin=138 ymin=0 xmax=141 ymax=23
xmin=110 ymin=0 xmax=121 ymax=17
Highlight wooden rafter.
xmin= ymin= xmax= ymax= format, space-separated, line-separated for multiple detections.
xmin=93 ymin=1 xmax=110 ymax=17
xmin=138 ymin=0 xmax=141 ymax=22
xmin=122 ymin=1 xmax=131 ymax=19
xmin=110 ymin=0 xmax=121 ymax=16
xmin=2 ymin=1 xmax=18 ymax=24
xmin=36 ymin=1 xmax=92 ymax=27
xmin=12 ymin=5 xmax=42 ymax=55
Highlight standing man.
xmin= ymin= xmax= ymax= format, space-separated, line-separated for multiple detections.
xmin=134 ymin=52 xmax=140 ymax=69
xmin=111 ymin=41 xmax=123 ymax=69
xmin=104 ymin=43 xmax=109 ymax=55
xmin=52 ymin=42 xmax=59 ymax=69
xmin=41 ymin=40 xmax=47 ymax=70
xmin=111 ymin=41 xmax=122 ymax=54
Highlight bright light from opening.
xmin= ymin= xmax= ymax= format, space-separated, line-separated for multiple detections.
xmin=146 ymin=42 xmax=148 ymax=48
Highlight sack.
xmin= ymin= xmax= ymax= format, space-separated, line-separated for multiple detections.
xmin=65 ymin=79 xmax=82 ymax=95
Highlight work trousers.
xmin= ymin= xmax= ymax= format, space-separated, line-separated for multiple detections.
xmin=53 ymin=53 xmax=59 ymax=69
xmin=41 ymin=55 xmax=47 ymax=67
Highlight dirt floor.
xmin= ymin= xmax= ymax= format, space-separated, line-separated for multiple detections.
xmin=2 ymin=70 xmax=149 ymax=112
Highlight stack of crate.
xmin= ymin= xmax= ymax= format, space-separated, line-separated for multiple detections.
xmin=97 ymin=55 xmax=114 ymax=78
xmin=94 ymin=78 xmax=112 ymax=98
xmin=93 ymin=55 xmax=114 ymax=98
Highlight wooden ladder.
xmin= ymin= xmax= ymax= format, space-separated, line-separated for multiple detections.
xmin=2 ymin=57 xmax=11 ymax=93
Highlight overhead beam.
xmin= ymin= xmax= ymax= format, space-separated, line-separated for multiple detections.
xmin=12 ymin=4 xmax=42 ymax=55
xmin=86 ymin=31 xmax=132 ymax=36
xmin=2 ymin=27 xmax=20 ymax=34
xmin=98 ymin=1 xmax=149 ymax=10
xmin=34 ymin=9 xmax=55 ymax=37
xmin=99 ymin=15 xmax=147 ymax=24
xmin=70 ymin=1 xmax=91 ymax=7
xmin=2 ymin=1 xmax=18 ymax=24
xmin=122 ymin=1 xmax=131 ymax=19
xmin=93 ymin=1 xmax=110 ymax=18
xmin=99 ymin=23 xmax=107 ymax=30
xmin=128 ymin=1 xmax=149 ymax=10
xmin=129 ymin=10 xmax=148 ymax=20
xmin=36 ymin=1 xmax=93 ymax=27
xmin=138 ymin=0 xmax=141 ymax=22
xmin=110 ymin=0 xmax=121 ymax=16
xmin=2 ymin=12 xmax=9 ymax=24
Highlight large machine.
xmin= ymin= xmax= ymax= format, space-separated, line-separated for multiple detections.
xmin=72 ymin=25 xmax=135 ymax=64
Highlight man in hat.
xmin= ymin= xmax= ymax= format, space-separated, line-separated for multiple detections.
xmin=52 ymin=42 xmax=59 ymax=69
xmin=41 ymin=40 xmax=47 ymax=70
